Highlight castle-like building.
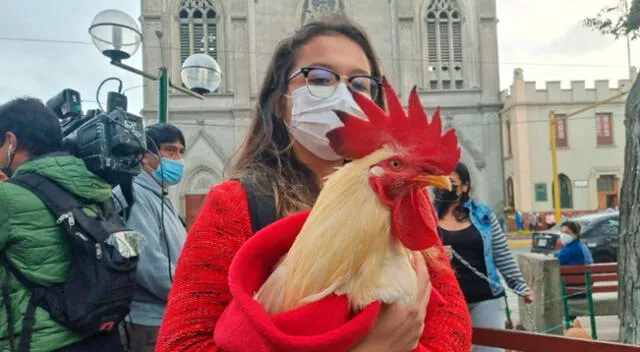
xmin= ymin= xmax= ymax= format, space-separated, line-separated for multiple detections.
xmin=501 ymin=68 xmax=633 ymax=214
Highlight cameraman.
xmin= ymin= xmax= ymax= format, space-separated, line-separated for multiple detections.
xmin=113 ymin=123 xmax=187 ymax=352
xmin=0 ymin=98 xmax=122 ymax=351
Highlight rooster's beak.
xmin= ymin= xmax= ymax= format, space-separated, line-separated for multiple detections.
xmin=411 ymin=175 xmax=452 ymax=190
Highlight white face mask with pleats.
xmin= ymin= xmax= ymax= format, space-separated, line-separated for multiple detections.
xmin=285 ymin=83 xmax=366 ymax=161
xmin=559 ymin=233 xmax=575 ymax=246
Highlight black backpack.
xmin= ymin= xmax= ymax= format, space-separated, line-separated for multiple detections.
xmin=1 ymin=173 xmax=140 ymax=352
xmin=240 ymin=176 xmax=277 ymax=234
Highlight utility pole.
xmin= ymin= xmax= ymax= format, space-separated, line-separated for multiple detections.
xmin=549 ymin=112 xmax=562 ymax=223
xmin=623 ymin=0 xmax=633 ymax=78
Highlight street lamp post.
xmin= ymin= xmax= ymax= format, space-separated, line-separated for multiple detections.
xmin=89 ymin=9 xmax=222 ymax=123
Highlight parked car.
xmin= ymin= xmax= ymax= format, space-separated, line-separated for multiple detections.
xmin=530 ymin=210 xmax=619 ymax=263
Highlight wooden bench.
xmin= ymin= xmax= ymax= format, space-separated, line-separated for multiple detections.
xmin=472 ymin=327 xmax=640 ymax=351
xmin=559 ymin=263 xmax=618 ymax=339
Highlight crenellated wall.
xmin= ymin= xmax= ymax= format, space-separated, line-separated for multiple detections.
xmin=501 ymin=68 xmax=631 ymax=213
xmin=502 ymin=75 xmax=633 ymax=107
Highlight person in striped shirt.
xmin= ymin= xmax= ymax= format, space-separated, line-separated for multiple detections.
xmin=435 ymin=162 xmax=534 ymax=352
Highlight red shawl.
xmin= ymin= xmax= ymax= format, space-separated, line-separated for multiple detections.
xmin=214 ymin=210 xmax=445 ymax=352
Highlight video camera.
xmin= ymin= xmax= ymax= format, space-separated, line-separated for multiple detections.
xmin=46 ymin=89 xmax=146 ymax=186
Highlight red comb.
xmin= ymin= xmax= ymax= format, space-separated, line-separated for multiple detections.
xmin=326 ymin=77 xmax=461 ymax=175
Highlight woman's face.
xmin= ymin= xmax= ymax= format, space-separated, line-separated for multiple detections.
xmin=560 ymin=225 xmax=576 ymax=238
xmin=449 ymin=172 xmax=469 ymax=197
xmin=283 ymin=33 xmax=372 ymax=124
xmin=281 ymin=33 xmax=372 ymax=172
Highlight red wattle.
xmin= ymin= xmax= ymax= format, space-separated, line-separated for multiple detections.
xmin=391 ymin=188 xmax=439 ymax=250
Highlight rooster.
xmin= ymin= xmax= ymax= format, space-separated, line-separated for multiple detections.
xmin=255 ymin=78 xmax=461 ymax=315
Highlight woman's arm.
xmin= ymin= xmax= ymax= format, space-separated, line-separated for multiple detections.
xmin=489 ymin=214 xmax=530 ymax=294
xmin=156 ymin=181 xmax=253 ymax=352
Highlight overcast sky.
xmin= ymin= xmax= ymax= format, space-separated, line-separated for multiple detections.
xmin=0 ymin=0 xmax=637 ymax=116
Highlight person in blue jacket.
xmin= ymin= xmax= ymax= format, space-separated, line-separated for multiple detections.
xmin=515 ymin=210 xmax=524 ymax=232
xmin=556 ymin=221 xmax=594 ymax=266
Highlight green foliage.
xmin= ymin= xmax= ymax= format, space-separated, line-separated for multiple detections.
xmin=582 ymin=0 xmax=640 ymax=40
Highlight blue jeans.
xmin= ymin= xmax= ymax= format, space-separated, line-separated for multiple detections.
xmin=469 ymin=297 xmax=504 ymax=352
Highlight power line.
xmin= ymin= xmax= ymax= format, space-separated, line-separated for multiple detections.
xmin=0 ymin=34 xmax=633 ymax=69
xmin=158 ymin=112 xmax=624 ymax=129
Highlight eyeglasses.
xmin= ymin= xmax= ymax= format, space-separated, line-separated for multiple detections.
xmin=288 ymin=66 xmax=381 ymax=100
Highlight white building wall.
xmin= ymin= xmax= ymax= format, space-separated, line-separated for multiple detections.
xmin=501 ymin=69 xmax=632 ymax=213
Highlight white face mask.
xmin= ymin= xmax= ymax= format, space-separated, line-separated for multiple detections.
xmin=286 ymin=83 xmax=366 ymax=161
xmin=559 ymin=233 xmax=574 ymax=246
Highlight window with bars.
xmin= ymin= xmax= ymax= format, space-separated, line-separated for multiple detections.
xmin=179 ymin=0 xmax=218 ymax=64
xmin=596 ymin=113 xmax=613 ymax=146
xmin=555 ymin=114 xmax=568 ymax=147
xmin=425 ymin=0 xmax=463 ymax=90
xmin=597 ymin=175 xmax=616 ymax=192
xmin=534 ymin=183 xmax=547 ymax=202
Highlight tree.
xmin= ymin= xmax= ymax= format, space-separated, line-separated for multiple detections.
xmin=582 ymin=0 xmax=640 ymax=39
xmin=619 ymin=71 xmax=640 ymax=345
xmin=584 ymin=0 xmax=640 ymax=345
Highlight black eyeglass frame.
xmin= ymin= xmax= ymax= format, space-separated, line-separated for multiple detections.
xmin=287 ymin=66 xmax=382 ymax=100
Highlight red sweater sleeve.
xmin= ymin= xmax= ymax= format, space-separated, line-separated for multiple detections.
xmin=156 ymin=181 xmax=253 ymax=352
xmin=418 ymin=245 xmax=472 ymax=351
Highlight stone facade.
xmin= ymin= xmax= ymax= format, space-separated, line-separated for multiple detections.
xmin=139 ymin=0 xmax=503 ymax=221
xmin=501 ymin=68 xmax=634 ymax=213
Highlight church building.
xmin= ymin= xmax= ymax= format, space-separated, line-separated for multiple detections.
xmin=139 ymin=0 xmax=503 ymax=227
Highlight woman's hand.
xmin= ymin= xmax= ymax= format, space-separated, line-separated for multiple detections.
xmin=443 ymin=245 xmax=453 ymax=260
xmin=350 ymin=252 xmax=432 ymax=352
xmin=524 ymin=290 xmax=535 ymax=304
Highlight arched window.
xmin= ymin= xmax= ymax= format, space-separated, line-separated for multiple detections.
xmin=301 ymin=0 xmax=345 ymax=25
xmin=506 ymin=177 xmax=515 ymax=209
xmin=552 ymin=174 xmax=573 ymax=209
xmin=425 ymin=0 xmax=463 ymax=90
xmin=179 ymin=0 xmax=218 ymax=63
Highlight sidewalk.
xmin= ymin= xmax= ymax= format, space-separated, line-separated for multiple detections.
xmin=506 ymin=232 xmax=532 ymax=248
xmin=508 ymin=239 xmax=531 ymax=248
xmin=506 ymin=232 xmax=534 ymax=240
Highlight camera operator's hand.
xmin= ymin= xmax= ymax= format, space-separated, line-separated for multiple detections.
xmin=0 ymin=170 xmax=8 ymax=182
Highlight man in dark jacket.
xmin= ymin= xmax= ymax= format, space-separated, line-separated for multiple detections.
xmin=0 ymin=98 xmax=122 ymax=351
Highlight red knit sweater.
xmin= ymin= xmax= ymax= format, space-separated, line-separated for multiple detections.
xmin=156 ymin=180 xmax=472 ymax=352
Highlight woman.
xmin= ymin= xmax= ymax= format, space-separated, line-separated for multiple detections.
xmin=556 ymin=221 xmax=594 ymax=266
xmin=435 ymin=163 xmax=534 ymax=352
xmin=515 ymin=210 xmax=524 ymax=232
xmin=545 ymin=213 xmax=556 ymax=229
xmin=157 ymin=15 xmax=471 ymax=352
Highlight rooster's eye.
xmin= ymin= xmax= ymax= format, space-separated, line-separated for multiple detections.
xmin=390 ymin=160 xmax=403 ymax=170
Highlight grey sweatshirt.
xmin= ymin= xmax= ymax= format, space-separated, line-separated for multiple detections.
xmin=112 ymin=171 xmax=187 ymax=327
